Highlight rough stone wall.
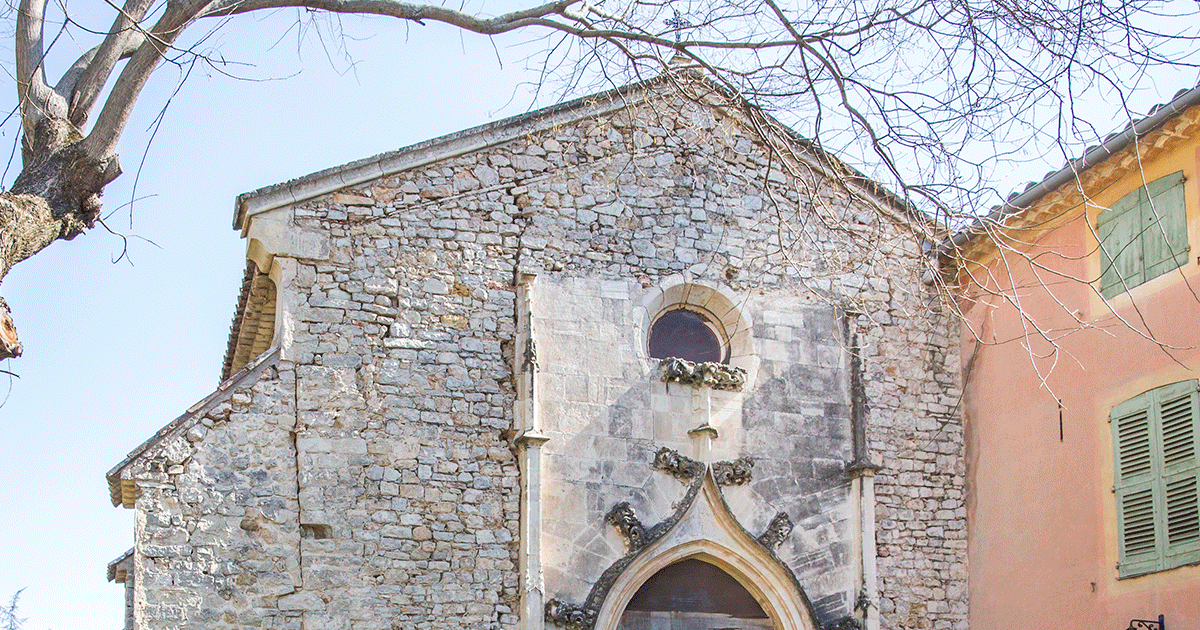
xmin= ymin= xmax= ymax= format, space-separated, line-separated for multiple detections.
xmin=285 ymin=192 xmax=522 ymax=630
xmin=865 ymin=308 xmax=966 ymax=630
xmin=122 ymin=357 xmax=300 ymax=630
xmin=486 ymin=94 xmax=967 ymax=629
xmin=116 ymin=86 xmax=965 ymax=630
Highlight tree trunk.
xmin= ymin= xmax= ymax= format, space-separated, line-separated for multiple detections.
xmin=0 ymin=116 xmax=122 ymax=360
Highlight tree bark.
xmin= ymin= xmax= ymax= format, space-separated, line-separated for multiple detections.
xmin=0 ymin=116 xmax=123 ymax=360
xmin=0 ymin=192 xmax=63 ymax=359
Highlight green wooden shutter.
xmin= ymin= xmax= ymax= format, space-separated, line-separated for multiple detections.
xmin=1099 ymin=188 xmax=1145 ymax=299
xmin=1113 ymin=380 xmax=1200 ymax=578
xmin=1099 ymin=172 xmax=1190 ymax=298
xmin=1143 ymin=172 xmax=1190 ymax=280
xmin=1113 ymin=391 xmax=1160 ymax=577
xmin=1158 ymin=381 xmax=1200 ymax=565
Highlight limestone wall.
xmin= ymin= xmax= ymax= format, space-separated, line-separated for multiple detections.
xmin=865 ymin=311 xmax=966 ymax=629
xmin=114 ymin=87 xmax=965 ymax=630
xmin=118 ymin=356 xmax=300 ymax=630
xmin=530 ymin=278 xmax=860 ymax=622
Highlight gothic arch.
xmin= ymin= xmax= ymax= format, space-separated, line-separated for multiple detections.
xmin=593 ymin=474 xmax=820 ymax=630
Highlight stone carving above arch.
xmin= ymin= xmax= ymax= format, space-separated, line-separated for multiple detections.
xmin=544 ymin=453 xmax=818 ymax=630
xmin=711 ymin=456 xmax=754 ymax=486
xmin=756 ymin=512 xmax=795 ymax=552
xmin=604 ymin=502 xmax=648 ymax=552
xmin=651 ymin=446 xmax=706 ymax=482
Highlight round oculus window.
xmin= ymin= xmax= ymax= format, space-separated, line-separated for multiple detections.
xmin=648 ymin=309 xmax=726 ymax=364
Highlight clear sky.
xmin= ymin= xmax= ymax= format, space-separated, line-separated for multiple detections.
xmin=0 ymin=4 xmax=1194 ymax=630
xmin=0 ymin=8 xmax=564 ymax=629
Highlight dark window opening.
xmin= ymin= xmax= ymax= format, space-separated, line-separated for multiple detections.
xmin=618 ymin=559 xmax=773 ymax=629
xmin=649 ymin=310 xmax=725 ymax=364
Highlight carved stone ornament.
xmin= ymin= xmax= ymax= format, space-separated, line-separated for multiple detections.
xmin=652 ymin=446 xmax=705 ymax=482
xmin=523 ymin=338 xmax=538 ymax=372
xmin=824 ymin=616 xmax=864 ymax=630
xmin=545 ymin=478 xmax=705 ymax=630
xmin=544 ymin=599 xmax=597 ymax=630
xmin=854 ymin=589 xmax=874 ymax=614
xmin=711 ymin=456 xmax=754 ymax=486
xmin=605 ymin=502 xmax=648 ymax=551
xmin=660 ymin=357 xmax=746 ymax=391
xmin=757 ymin=511 xmax=794 ymax=551
xmin=545 ymin=469 xmax=824 ymax=630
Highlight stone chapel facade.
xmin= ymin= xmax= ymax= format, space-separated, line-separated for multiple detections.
xmin=106 ymin=74 xmax=967 ymax=630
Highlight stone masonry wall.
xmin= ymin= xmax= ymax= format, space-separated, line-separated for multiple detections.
xmin=120 ymin=356 xmax=300 ymax=630
xmin=865 ymin=308 xmax=967 ymax=630
xmin=116 ymin=84 xmax=965 ymax=630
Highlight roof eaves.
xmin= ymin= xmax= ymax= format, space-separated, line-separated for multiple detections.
xmin=947 ymin=82 xmax=1200 ymax=250
xmin=105 ymin=347 xmax=281 ymax=507
xmin=107 ymin=548 xmax=134 ymax=583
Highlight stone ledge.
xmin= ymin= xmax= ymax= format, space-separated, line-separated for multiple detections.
xmin=659 ymin=357 xmax=746 ymax=390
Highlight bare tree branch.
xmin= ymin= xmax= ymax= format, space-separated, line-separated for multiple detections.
xmin=0 ymin=0 xmax=1198 ymax=372
xmin=66 ymin=0 xmax=155 ymax=128
xmin=15 ymin=0 xmax=67 ymax=139
xmin=81 ymin=0 xmax=212 ymax=160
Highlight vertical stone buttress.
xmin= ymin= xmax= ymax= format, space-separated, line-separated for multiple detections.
xmin=515 ymin=273 xmax=548 ymax=630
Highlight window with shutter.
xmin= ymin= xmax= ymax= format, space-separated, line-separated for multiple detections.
xmin=1098 ymin=171 xmax=1190 ymax=299
xmin=1112 ymin=380 xmax=1200 ymax=578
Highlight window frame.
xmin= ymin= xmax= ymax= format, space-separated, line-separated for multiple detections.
xmin=1112 ymin=379 xmax=1200 ymax=578
xmin=1097 ymin=171 xmax=1190 ymax=299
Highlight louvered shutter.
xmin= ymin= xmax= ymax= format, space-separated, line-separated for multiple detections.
xmin=1158 ymin=381 xmax=1200 ymax=564
xmin=1099 ymin=188 xmax=1146 ymax=299
xmin=1143 ymin=172 xmax=1190 ymax=280
xmin=1113 ymin=391 xmax=1160 ymax=577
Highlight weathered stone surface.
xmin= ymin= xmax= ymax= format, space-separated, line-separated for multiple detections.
xmin=114 ymin=86 xmax=964 ymax=630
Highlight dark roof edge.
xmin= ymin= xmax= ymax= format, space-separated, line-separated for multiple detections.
xmin=946 ymin=83 xmax=1200 ymax=251
xmin=105 ymin=347 xmax=281 ymax=506
xmin=233 ymin=75 xmax=667 ymax=230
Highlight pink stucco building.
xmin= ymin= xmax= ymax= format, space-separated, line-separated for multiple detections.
xmin=955 ymin=86 xmax=1200 ymax=630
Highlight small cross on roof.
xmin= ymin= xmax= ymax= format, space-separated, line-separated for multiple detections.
xmin=664 ymin=9 xmax=691 ymax=44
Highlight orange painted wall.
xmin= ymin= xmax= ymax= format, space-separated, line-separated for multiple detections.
xmin=961 ymin=139 xmax=1200 ymax=629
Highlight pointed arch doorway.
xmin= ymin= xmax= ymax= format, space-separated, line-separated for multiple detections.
xmin=553 ymin=473 xmax=820 ymax=630
xmin=617 ymin=557 xmax=773 ymax=629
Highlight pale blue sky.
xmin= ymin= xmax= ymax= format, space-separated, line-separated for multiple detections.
xmin=0 ymin=8 xmax=560 ymax=629
xmin=0 ymin=4 xmax=1195 ymax=630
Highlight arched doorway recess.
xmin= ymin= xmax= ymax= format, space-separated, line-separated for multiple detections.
xmin=617 ymin=557 xmax=773 ymax=629
xmin=593 ymin=474 xmax=820 ymax=630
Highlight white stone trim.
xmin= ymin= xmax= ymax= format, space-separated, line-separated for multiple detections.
xmin=593 ymin=475 xmax=818 ymax=630
xmin=641 ymin=279 xmax=759 ymax=390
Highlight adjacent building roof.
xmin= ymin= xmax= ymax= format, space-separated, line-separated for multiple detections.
xmin=948 ymin=81 xmax=1200 ymax=251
